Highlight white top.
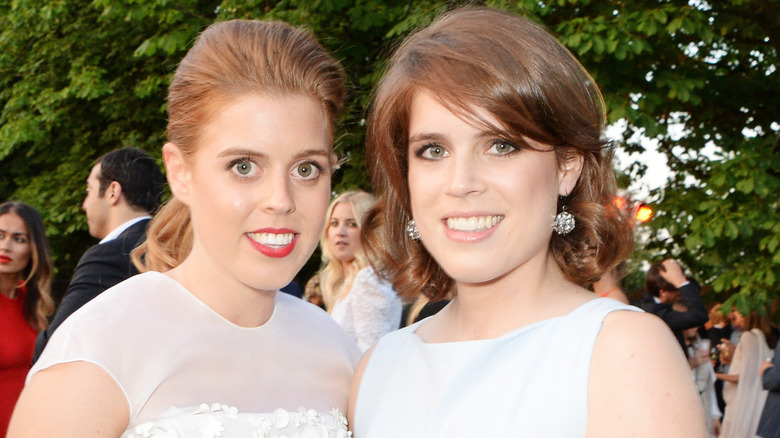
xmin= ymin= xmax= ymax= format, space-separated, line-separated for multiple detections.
xmin=329 ymin=267 xmax=402 ymax=352
xmin=354 ymin=297 xmax=640 ymax=437
xmin=30 ymin=272 xmax=361 ymax=437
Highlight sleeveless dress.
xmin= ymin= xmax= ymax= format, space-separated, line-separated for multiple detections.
xmin=329 ymin=267 xmax=402 ymax=352
xmin=354 ymin=297 xmax=640 ymax=437
xmin=29 ymin=272 xmax=361 ymax=437
xmin=0 ymin=285 xmax=36 ymax=437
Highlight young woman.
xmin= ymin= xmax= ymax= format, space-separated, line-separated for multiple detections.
xmin=350 ymin=7 xmax=705 ymax=437
xmin=0 ymin=201 xmax=53 ymax=436
xmin=319 ymin=191 xmax=402 ymax=351
xmin=717 ymin=310 xmax=776 ymax=438
xmin=10 ymin=20 xmax=360 ymax=437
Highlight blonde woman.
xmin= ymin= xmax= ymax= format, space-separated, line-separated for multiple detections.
xmin=320 ymin=191 xmax=402 ymax=351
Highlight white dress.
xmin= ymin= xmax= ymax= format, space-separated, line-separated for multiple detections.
xmin=329 ymin=268 xmax=402 ymax=352
xmin=29 ymin=272 xmax=361 ymax=437
xmin=721 ymin=328 xmax=773 ymax=438
xmin=353 ymin=297 xmax=640 ymax=437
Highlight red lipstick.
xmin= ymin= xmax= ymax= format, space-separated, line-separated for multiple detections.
xmin=0 ymin=255 xmax=11 ymax=263
xmin=246 ymin=228 xmax=298 ymax=258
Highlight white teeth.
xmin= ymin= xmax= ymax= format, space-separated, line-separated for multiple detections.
xmin=248 ymin=232 xmax=294 ymax=247
xmin=446 ymin=216 xmax=503 ymax=232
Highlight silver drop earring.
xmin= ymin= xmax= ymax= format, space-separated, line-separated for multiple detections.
xmin=553 ymin=206 xmax=575 ymax=235
xmin=406 ymin=220 xmax=420 ymax=240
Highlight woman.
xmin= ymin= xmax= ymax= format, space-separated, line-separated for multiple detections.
xmin=319 ymin=191 xmax=402 ymax=351
xmin=350 ymin=7 xmax=704 ymax=437
xmin=717 ymin=310 xmax=776 ymax=438
xmin=0 ymin=201 xmax=53 ymax=436
xmin=10 ymin=20 xmax=360 ymax=437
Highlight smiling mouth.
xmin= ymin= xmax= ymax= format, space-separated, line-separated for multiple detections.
xmin=446 ymin=215 xmax=504 ymax=232
xmin=247 ymin=232 xmax=295 ymax=247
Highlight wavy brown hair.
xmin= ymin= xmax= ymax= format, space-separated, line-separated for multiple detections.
xmin=362 ymin=7 xmax=633 ymax=301
xmin=134 ymin=19 xmax=345 ymax=272
xmin=0 ymin=202 xmax=54 ymax=331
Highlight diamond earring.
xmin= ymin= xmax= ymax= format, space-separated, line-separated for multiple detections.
xmin=552 ymin=207 xmax=575 ymax=235
xmin=406 ymin=220 xmax=420 ymax=240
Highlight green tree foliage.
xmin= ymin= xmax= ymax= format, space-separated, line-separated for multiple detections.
xmin=1 ymin=0 xmax=777 ymax=313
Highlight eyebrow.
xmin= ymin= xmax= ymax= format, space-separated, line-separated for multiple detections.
xmin=217 ymin=147 xmax=331 ymax=161
xmin=0 ymin=229 xmax=29 ymax=237
xmin=408 ymin=131 xmax=498 ymax=144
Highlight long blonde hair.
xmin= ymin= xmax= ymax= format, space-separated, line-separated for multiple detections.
xmin=319 ymin=190 xmax=376 ymax=310
xmin=133 ymin=19 xmax=344 ymax=272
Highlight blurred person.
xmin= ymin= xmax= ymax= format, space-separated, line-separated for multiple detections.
xmin=33 ymin=147 xmax=165 ymax=363
xmin=757 ymin=346 xmax=780 ymax=438
xmin=0 ymin=201 xmax=53 ymax=436
xmin=319 ymin=190 xmax=402 ymax=351
xmin=350 ymin=7 xmax=705 ymax=437
xmin=304 ymin=272 xmax=325 ymax=309
xmin=9 ymin=19 xmax=360 ymax=437
xmin=708 ymin=302 xmax=733 ymax=413
xmin=716 ymin=310 xmax=776 ymax=438
xmin=680 ymin=314 xmax=722 ymax=437
xmin=637 ymin=258 xmax=709 ymax=353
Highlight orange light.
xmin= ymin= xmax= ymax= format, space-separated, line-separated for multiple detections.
xmin=613 ymin=196 xmax=628 ymax=210
xmin=635 ymin=204 xmax=653 ymax=222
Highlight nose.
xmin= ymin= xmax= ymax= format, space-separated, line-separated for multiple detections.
xmin=445 ymin=153 xmax=486 ymax=198
xmin=336 ymin=224 xmax=348 ymax=236
xmin=262 ymin=169 xmax=296 ymax=214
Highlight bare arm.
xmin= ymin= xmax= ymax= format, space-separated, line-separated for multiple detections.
xmin=348 ymin=346 xmax=376 ymax=437
xmin=7 ymin=362 xmax=129 ymax=437
xmin=587 ymin=311 xmax=706 ymax=437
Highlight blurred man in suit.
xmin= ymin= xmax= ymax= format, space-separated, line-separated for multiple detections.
xmin=33 ymin=148 xmax=164 ymax=362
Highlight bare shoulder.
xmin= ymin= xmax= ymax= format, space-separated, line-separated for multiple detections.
xmin=8 ymin=361 xmax=129 ymax=438
xmin=348 ymin=345 xmax=376 ymax=432
xmin=586 ymin=311 xmax=706 ymax=437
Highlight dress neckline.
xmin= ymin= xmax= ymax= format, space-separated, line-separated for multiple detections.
xmin=411 ymin=297 xmax=621 ymax=346
xmin=145 ymin=271 xmax=281 ymax=331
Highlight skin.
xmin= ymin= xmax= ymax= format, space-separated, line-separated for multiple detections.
xmin=0 ymin=213 xmax=32 ymax=299
xmin=327 ymin=202 xmax=363 ymax=266
xmin=349 ymin=90 xmax=705 ymax=437
xmin=8 ymin=94 xmax=334 ymax=437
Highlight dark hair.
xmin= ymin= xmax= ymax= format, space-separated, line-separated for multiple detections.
xmin=362 ymin=7 xmax=633 ymax=301
xmin=136 ymin=19 xmax=345 ymax=272
xmin=644 ymin=260 xmax=678 ymax=297
xmin=96 ymin=147 xmax=165 ymax=213
xmin=0 ymin=201 xmax=54 ymax=330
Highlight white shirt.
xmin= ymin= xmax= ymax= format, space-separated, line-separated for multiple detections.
xmin=99 ymin=216 xmax=151 ymax=244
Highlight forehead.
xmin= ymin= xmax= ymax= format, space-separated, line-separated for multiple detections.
xmin=331 ymin=202 xmax=355 ymax=219
xmin=87 ymin=163 xmax=102 ymax=182
xmin=196 ymin=94 xmax=331 ymax=161
xmin=0 ymin=212 xmax=29 ymax=234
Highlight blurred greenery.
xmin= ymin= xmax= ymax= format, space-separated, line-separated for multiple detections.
xmin=1 ymin=0 xmax=777 ymax=317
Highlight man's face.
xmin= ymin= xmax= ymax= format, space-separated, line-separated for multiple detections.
xmin=82 ymin=163 xmax=111 ymax=239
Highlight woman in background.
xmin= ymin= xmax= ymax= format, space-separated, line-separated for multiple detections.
xmin=320 ymin=190 xmax=402 ymax=351
xmin=10 ymin=19 xmax=360 ymax=437
xmin=0 ymin=201 xmax=53 ymax=436
xmin=717 ymin=310 xmax=776 ymax=438
xmin=350 ymin=7 xmax=704 ymax=437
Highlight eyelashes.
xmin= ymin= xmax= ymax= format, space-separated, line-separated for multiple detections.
xmin=413 ymin=139 xmax=521 ymax=160
xmin=226 ymin=156 xmax=326 ymax=182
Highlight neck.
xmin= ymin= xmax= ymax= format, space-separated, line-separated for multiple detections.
xmin=104 ymin=210 xmax=149 ymax=238
xmin=0 ymin=274 xmax=21 ymax=299
xmin=432 ymin=256 xmax=587 ymax=341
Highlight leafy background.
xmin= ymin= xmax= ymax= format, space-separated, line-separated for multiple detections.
xmin=1 ymin=0 xmax=777 ymax=318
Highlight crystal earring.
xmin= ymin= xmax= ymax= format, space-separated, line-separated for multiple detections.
xmin=552 ymin=206 xmax=575 ymax=235
xmin=406 ymin=220 xmax=420 ymax=240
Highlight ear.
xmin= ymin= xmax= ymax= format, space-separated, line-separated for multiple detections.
xmin=557 ymin=150 xmax=584 ymax=197
xmin=106 ymin=181 xmax=123 ymax=206
xmin=163 ymin=143 xmax=193 ymax=206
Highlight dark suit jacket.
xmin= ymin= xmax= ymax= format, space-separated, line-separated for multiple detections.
xmin=32 ymin=219 xmax=149 ymax=363
xmin=758 ymin=346 xmax=780 ymax=438
xmin=636 ymin=280 xmax=708 ymax=353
